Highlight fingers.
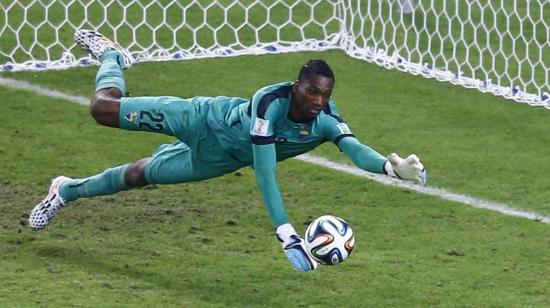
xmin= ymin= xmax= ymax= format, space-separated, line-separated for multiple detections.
xmin=390 ymin=153 xmax=422 ymax=169
xmin=405 ymin=154 xmax=419 ymax=164
xmin=388 ymin=153 xmax=426 ymax=185
xmin=387 ymin=153 xmax=402 ymax=166
xmin=402 ymin=154 xmax=423 ymax=172
xmin=410 ymin=161 xmax=424 ymax=173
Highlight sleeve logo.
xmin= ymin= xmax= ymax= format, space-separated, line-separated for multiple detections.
xmin=336 ymin=123 xmax=351 ymax=134
xmin=124 ymin=112 xmax=138 ymax=123
xmin=252 ymin=118 xmax=270 ymax=136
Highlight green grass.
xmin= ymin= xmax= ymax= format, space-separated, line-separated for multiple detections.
xmin=1 ymin=51 xmax=549 ymax=306
xmin=1 ymin=1 xmax=549 ymax=306
xmin=6 ymin=50 xmax=550 ymax=216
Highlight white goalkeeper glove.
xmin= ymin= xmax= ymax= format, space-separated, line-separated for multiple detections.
xmin=275 ymin=223 xmax=318 ymax=272
xmin=384 ymin=153 xmax=428 ymax=185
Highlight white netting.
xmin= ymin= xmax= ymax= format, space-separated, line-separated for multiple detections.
xmin=0 ymin=0 xmax=344 ymax=68
xmin=340 ymin=0 xmax=549 ymax=107
xmin=0 ymin=0 xmax=548 ymax=107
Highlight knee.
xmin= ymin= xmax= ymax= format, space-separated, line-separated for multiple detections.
xmin=90 ymin=90 xmax=120 ymax=127
xmin=125 ymin=159 xmax=150 ymax=187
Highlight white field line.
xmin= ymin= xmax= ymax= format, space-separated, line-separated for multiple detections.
xmin=0 ymin=77 xmax=89 ymax=106
xmin=1 ymin=76 xmax=549 ymax=224
xmin=297 ymin=154 xmax=550 ymax=224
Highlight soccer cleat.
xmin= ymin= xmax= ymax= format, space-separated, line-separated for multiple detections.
xmin=29 ymin=176 xmax=71 ymax=230
xmin=74 ymin=29 xmax=134 ymax=69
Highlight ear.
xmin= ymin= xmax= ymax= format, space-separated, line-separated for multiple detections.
xmin=292 ymin=81 xmax=298 ymax=94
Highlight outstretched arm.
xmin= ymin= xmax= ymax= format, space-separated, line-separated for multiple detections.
xmin=249 ymin=83 xmax=317 ymax=271
xmin=252 ymin=143 xmax=318 ymax=272
xmin=338 ymin=136 xmax=427 ymax=185
xmin=338 ymin=136 xmax=387 ymax=173
xmin=319 ymin=101 xmax=426 ymax=184
xmin=252 ymin=143 xmax=288 ymax=227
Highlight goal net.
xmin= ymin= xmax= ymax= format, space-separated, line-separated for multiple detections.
xmin=1 ymin=0 xmax=548 ymax=107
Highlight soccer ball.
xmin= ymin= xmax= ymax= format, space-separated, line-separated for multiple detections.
xmin=304 ymin=215 xmax=355 ymax=265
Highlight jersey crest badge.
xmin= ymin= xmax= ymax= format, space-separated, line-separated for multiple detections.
xmin=252 ymin=118 xmax=269 ymax=136
xmin=298 ymin=124 xmax=311 ymax=140
xmin=124 ymin=112 xmax=138 ymax=123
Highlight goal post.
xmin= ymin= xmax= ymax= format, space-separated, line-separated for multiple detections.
xmin=1 ymin=0 xmax=548 ymax=107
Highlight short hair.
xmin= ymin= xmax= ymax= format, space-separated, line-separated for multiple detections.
xmin=297 ymin=59 xmax=335 ymax=82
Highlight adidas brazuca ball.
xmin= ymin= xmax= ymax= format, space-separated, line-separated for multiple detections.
xmin=304 ymin=215 xmax=355 ymax=265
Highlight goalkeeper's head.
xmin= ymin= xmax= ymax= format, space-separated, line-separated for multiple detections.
xmin=297 ymin=59 xmax=335 ymax=83
xmin=291 ymin=59 xmax=335 ymax=122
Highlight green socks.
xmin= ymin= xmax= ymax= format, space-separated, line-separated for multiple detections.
xmin=95 ymin=50 xmax=126 ymax=94
xmin=59 ymin=164 xmax=131 ymax=202
xmin=58 ymin=50 xmax=132 ymax=203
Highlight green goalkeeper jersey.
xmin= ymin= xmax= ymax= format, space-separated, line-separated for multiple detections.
xmin=207 ymin=81 xmax=355 ymax=163
xmin=204 ymin=81 xmax=386 ymax=227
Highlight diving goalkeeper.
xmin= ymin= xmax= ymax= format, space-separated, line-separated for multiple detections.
xmin=29 ymin=30 xmax=427 ymax=272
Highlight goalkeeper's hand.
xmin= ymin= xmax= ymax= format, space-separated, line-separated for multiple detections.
xmin=384 ymin=153 xmax=428 ymax=185
xmin=275 ymin=223 xmax=318 ymax=272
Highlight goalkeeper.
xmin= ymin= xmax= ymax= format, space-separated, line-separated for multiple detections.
xmin=29 ymin=30 xmax=427 ymax=272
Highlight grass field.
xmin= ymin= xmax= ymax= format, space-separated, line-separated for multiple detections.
xmin=1 ymin=51 xmax=549 ymax=307
xmin=1 ymin=0 xmax=549 ymax=306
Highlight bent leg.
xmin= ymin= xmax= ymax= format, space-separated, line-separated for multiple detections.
xmin=57 ymin=138 xmax=241 ymax=203
xmin=125 ymin=158 xmax=149 ymax=187
xmin=57 ymin=143 xmax=204 ymax=203
xmin=91 ymin=50 xmax=212 ymax=140
xmin=144 ymin=141 xmax=207 ymax=184
xmin=144 ymin=141 xmax=219 ymax=184
xmin=90 ymin=89 xmax=121 ymax=127
xmin=145 ymin=140 xmax=242 ymax=185
xmin=118 ymin=96 xmax=208 ymax=140
xmin=89 ymin=49 xmax=127 ymax=127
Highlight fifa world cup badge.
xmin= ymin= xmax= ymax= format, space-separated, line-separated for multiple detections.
xmin=252 ymin=118 xmax=269 ymax=136
xmin=336 ymin=123 xmax=351 ymax=135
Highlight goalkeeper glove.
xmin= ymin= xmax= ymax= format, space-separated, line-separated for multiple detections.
xmin=384 ymin=153 xmax=428 ymax=185
xmin=275 ymin=223 xmax=318 ymax=272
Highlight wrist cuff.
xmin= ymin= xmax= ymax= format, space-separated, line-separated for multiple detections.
xmin=276 ymin=223 xmax=297 ymax=244
xmin=276 ymin=223 xmax=296 ymax=236
xmin=384 ymin=160 xmax=396 ymax=177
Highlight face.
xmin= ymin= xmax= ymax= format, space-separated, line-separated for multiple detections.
xmin=292 ymin=74 xmax=334 ymax=121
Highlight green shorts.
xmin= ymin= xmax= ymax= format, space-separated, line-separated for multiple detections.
xmin=119 ymin=96 xmax=244 ymax=184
